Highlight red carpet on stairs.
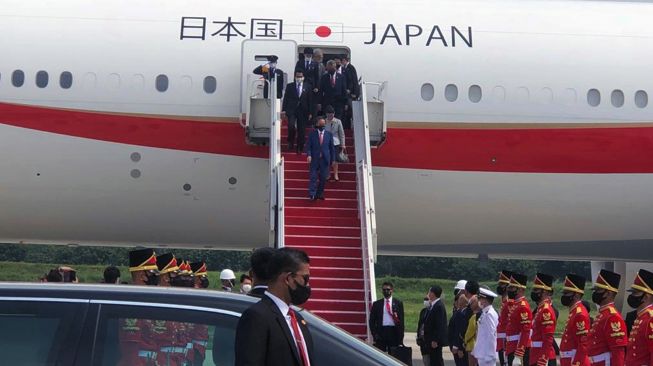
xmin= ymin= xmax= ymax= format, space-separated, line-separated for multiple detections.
xmin=280 ymin=124 xmax=368 ymax=339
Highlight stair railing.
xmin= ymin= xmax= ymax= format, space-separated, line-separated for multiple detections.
xmin=267 ymin=77 xmax=285 ymax=249
xmin=353 ymin=80 xmax=379 ymax=342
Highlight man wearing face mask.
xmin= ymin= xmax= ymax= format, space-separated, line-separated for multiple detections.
xmin=369 ymin=282 xmax=405 ymax=353
xmin=625 ymin=269 xmax=653 ymax=365
xmin=505 ymin=273 xmax=532 ymax=366
xmin=235 ymin=248 xmax=313 ymax=366
xmin=305 ymin=116 xmax=335 ymax=200
xmin=156 ymin=253 xmax=179 ymax=287
xmin=220 ymin=269 xmax=236 ymax=292
xmin=530 ymin=273 xmax=557 ymax=366
xmin=296 ymin=47 xmax=320 ymax=89
xmin=587 ymin=269 xmax=627 ymax=366
xmin=473 ymin=287 xmax=500 ymax=366
xmin=282 ymin=69 xmax=314 ymax=153
xmin=559 ymin=274 xmax=591 ymax=366
xmin=129 ymin=248 xmax=160 ymax=286
xmin=253 ymin=55 xmax=284 ymax=99
xmin=240 ymin=274 xmax=253 ymax=294
xmin=497 ymin=270 xmax=514 ymax=366
xmin=418 ymin=296 xmax=432 ymax=365
xmin=424 ymin=285 xmax=448 ymax=366
xmin=318 ymin=60 xmax=347 ymax=119
xmin=190 ymin=261 xmax=209 ymax=289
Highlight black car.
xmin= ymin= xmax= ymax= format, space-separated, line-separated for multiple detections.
xmin=0 ymin=283 xmax=403 ymax=366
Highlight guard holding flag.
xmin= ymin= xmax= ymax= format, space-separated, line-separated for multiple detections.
xmin=505 ymin=273 xmax=532 ymax=366
xmin=530 ymin=273 xmax=557 ymax=366
xmin=497 ymin=270 xmax=514 ymax=366
xmin=559 ymin=274 xmax=591 ymax=366
xmin=587 ymin=270 xmax=627 ymax=366
xmin=625 ymin=269 xmax=653 ymax=366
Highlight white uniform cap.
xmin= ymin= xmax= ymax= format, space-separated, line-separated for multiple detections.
xmin=220 ymin=269 xmax=236 ymax=280
xmin=454 ymin=280 xmax=468 ymax=291
xmin=479 ymin=287 xmax=498 ymax=299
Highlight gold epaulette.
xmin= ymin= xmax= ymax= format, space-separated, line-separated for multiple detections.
xmin=648 ymin=309 xmax=653 ymax=317
xmin=543 ymin=303 xmax=550 ymax=309
xmin=521 ymin=300 xmax=527 ymax=306
xmin=609 ymin=307 xmax=617 ymax=314
xmin=576 ymin=306 xmax=582 ymax=314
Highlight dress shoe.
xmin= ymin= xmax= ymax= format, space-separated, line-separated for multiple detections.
xmin=317 ymin=195 xmax=325 ymax=200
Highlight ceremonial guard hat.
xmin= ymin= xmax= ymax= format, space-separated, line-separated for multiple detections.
xmin=533 ymin=273 xmax=554 ymax=292
xmin=498 ymin=270 xmax=513 ymax=284
xmin=562 ymin=273 xmax=586 ymax=294
xmin=128 ymin=248 xmax=157 ymax=272
xmin=509 ymin=273 xmax=528 ymax=289
xmin=156 ymin=253 xmax=179 ymax=274
xmin=628 ymin=269 xmax=653 ymax=295
xmin=593 ymin=269 xmax=621 ymax=293
xmin=178 ymin=260 xmax=193 ymax=275
xmin=190 ymin=261 xmax=208 ymax=277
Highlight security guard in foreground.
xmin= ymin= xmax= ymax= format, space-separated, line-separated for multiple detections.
xmin=625 ymin=269 xmax=653 ymax=366
xmin=559 ymin=274 xmax=590 ymax=366
xmin=587 ymin=269 xmax=627 ymax=366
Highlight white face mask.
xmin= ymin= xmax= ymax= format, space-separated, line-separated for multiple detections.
xmin=295 ymin=77 xmax=304 ymax=83
xmin=241 ymin=284 xmax=252 ymax=293
xmin=304 ymin=56 xmax=312 ymax=61
xmin=269 ymin=62 xmax=277 ymax=68
xmin=423 ymin=300 xmax=430 ymax=308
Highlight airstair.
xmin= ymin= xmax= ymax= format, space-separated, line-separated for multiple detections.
xmin=240 ymin=40 xmax=386 ymax=340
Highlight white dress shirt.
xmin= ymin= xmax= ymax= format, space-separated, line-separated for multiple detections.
xmin=382 ymin=297 xmax=397 ymax=326
xmin=265 ymin=291 xmax=311 ymax=365
xmin=472 ymin=304 xmax=498 ymax=365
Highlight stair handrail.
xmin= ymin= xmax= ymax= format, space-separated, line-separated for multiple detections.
xmin=354 ymin=79 xmax=379 ymax=342
xmin=267 ymin=76 xmax=285 ymax=248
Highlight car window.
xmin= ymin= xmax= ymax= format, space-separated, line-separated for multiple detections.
xmin=92 ymin=303 xmax=239 ymax=366
xmin=0 ymin=299 xmax=86 ymax=366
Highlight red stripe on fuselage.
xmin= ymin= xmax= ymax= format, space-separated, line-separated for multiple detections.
xmin=2 ymin=102 xmax=653 ymax=173
xmin=0 ymin=102 xmax=267 ymax=158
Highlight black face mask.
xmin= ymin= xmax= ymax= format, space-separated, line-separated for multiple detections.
xmin=317 ymin=125 xmax=325 ymax=131
xmin=507 ymin=289 xmax=518 ymax=300
xmin=145 ymin=273 xmax=159 ymax=286
xmin=531 ymin=291 xmax=542 ymax=303
xmin=289 ymin=277 xmax=311 ymax=305
xmin=561 ymin=294 xmax=575 ymax=307
xmin=592 ymin=291 xmax=606 ymax=305
xmin=382 ymin=289 xmax=392 ymax=298
xmin=627 ymin=293 xmax=644 ymax=308
xmin=328 ymin=70 xmax=335 ymax=75
xmin=496 ymin=286 xmax=506 ymax=296
xmin=199 ymin=277 xmax=210 ymax=289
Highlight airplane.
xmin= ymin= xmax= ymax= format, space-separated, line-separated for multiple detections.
xmin=1 ymin=0 xmax=653 ymax=269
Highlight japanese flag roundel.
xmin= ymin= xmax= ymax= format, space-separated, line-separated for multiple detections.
xmin=303 ymin=22 xmax=344 ymax=42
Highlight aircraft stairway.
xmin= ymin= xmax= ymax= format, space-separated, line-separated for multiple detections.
xmin=280 ymin=125 xmax=370 ymax=338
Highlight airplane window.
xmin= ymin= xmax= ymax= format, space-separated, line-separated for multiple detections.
xmin=587 ymin=89 xmax=600 ymax=107
xmin=469 ymin=85 xmax=482 ymax=103
xmin=12 ymin=70 xmax=25 ymax=87
xmin=635 ymin=90 xmax=648 ymax=108
xmin=492 ymin=86 xmax=506 ymax=102
xmin=36 ymin=71 xmax=49 ymax=88
xmin=204 ymin=76 xmax=217 ymax=94
xmin=420 ymin=83 xmax=434 ymax=101
xmin=60 ymin=72 xmax=73 ymax=89
xmin=155 ymin=74 xmax=169 ymax=92
xmin=610 ymin=90 xmax=624 ymax=108
xmin=445 ymin=84 xmax=458 ymax=102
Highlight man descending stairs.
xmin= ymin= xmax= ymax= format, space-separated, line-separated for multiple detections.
xmin=281 ymin=123 xmax=369 ymax=338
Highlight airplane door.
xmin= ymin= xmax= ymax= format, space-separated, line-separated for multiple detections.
xmin=240 ymin=39 xmax=297 ymax=114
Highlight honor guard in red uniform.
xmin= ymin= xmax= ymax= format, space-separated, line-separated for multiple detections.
xmin=625 ymin=269 xmax=653 ymax=366
xmin=506 ymin=272 xmax=532 ymax=366
xmin=559 ymin=274 xmax=591 ymax=366
xmin=587 ymin=269 xmax=627 ymax=366
xmin=119 ymin=248 xmax=160 ymax=366
xmin=189 ymin=262 xmax=210 ymax=365
xmin=156 ymin=252 xmax=180 ymax=287
xmin=154 ymin=253 xmax=188 ymax=366
xmin=530 ymin=273 xmax=557 ymax=366
xmin=497 ymin=270 xmax=515 ymax=366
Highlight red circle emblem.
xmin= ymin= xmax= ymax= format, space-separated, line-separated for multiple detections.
xmin=315 ymin=26 xmax=332 ymax=38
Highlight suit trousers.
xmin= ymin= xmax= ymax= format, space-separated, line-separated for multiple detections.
xmin=287 ymin=114 xmax=307 ymax=151
xmin=422 ymin=354 xmax=431 ymax=366
xmin=429 ymin=346 xmax=444 ymax=366
xmin=374 ymin=326 xmax=400 ymax=352
xmin=308 ymin=158 xmax=329 ymax=197
xmin=453 ymin=351 xmax=468 ymax=366
xmin=508 ymin=350 xmax=530 ymax=366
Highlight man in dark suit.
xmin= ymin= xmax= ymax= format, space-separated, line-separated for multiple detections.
xmin=318 ymin=60 xmax=347 ymax=119
xmin=340 ymin=55 xmax=359 ymax=129
xmin=424 ymin=285 xmax=449 ymax=366
xmin=235 ymin=248 xmax=314 ymax=366
xmin=295 ymin=47 xmax=320 ymax=90
xmin=253 ymin=55 xmax=284 ymax=99
xmin=248 ymin=247 xmax=276 ymax=298
xmin=282 ymin=69 xmax=314 ymax=153
xmin=305 ymin=116 xmax=335 ymax=200
xmin=369 ymin=281 xmax=405 ymax=353
xmin=418 ymin=297 xmax=432 ymax=365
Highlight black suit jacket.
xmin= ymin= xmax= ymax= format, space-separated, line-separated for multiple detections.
xmin=235 ymin=294 xmax=314 ymax=366
xmin=369 ymin=297 xmax=405 ymax=343
xmin=341 ymin=63 xmax=359 ymax=97
xmin=424 ymin=299 xmax=448 ymax=347
xmin=253 ymin=65 xmax=284 ymax=99
xmin=295 ymin=59 xmax=321 ymax=88
xmin=417 ymin=307 xmax=430 ymax=354
xmin=248 ymin=285 xmax=267 ymax=298
xmin=319 ymin=72 xmax=347 ymax=106
xmin=282 ymin=81 xmax=314 ymax=119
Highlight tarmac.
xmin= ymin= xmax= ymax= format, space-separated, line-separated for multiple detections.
xmin=400 ymin=332 xmax=457 ymax=366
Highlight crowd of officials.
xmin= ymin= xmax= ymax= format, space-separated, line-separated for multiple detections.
xmin=370 ymin=269 xmax=653 ymax=366
xmin=254 ymin=48 xmax=356 ymax=200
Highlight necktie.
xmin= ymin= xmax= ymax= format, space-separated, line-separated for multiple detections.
xmin=319 ymin=131 xmax=323 ymax=145
xmin=305 ymin=60 xmax=309 ymax=70
xmin=385 ymin=300 xmax=394 ymax=325
xmin=288 ymin=309 xmax=310 ymax=366
xmin=297 ymin=83 xmax=301 ymax=97
xmin=331 ymin=74 xmax=335 ymax=87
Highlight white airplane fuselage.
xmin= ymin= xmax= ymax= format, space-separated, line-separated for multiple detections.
xmin=2 ymin=0 xmax=653 ymax=260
